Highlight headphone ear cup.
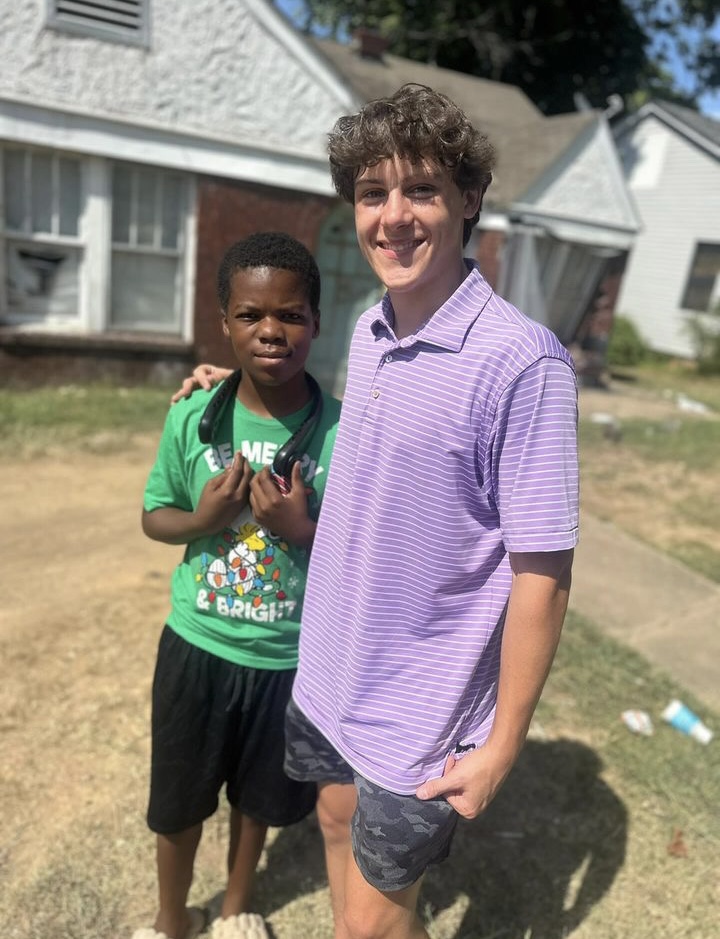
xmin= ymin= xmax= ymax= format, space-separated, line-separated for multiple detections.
xmin=197 ymin=369 xmax=243 ymax=444
xmin=271 ymin=375 xmax=323 ymax=486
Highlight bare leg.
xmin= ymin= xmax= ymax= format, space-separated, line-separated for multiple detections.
xmin=220 ymin=807 xmax=268 ymax=917
xmin=154 ymin=823 xmax=203 ymax=939
xmin=342 ymin=855 xmax=427 ymax=939
xmin=315 ymin=781 xmax=358 ymax=939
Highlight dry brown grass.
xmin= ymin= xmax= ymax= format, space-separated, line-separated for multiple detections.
xmin=1 ymin=373 xmax=719 ymax=938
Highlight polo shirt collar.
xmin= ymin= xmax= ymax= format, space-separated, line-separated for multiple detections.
xmin=369 ymin=262 xmax=493 ymax=352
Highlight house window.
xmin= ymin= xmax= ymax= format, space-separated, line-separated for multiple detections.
xmin=680 ymin=243 xmax=720 ymax=314
xmin=47 ymin=0 xmax=150 ymax=46
xmin=110 ymin=163 xmax=187 ymax=332
xmin=1 ymin=147 xmax=192 ymax=337
xmin=1 ymin=146 xmax=84 ymax=323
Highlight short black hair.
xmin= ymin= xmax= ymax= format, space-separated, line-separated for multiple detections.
xmin=217 ymin=232 xmax=321 ymax=314
xmin=328 ymin=84 xmax=496 ymax=246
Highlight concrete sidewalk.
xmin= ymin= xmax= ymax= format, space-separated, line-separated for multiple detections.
xmin=570 ymin=511 xmax=720 ymax=714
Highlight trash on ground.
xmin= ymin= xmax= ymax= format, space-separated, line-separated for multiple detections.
xmin=621 ymin=709 xmax=654 ymax=736
xmin=676 ymin=393 xmax=710 ymax=415
xmin=662 ymin=699 xmax=713 ymax=744
xmin=667 ymin=827 xmax=689 ymax=858
xmin=590 ymin=411 xmax=622 ymax=441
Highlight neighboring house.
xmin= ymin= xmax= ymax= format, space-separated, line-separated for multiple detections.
xmin=0 ymin=3 xmax=638 ymax=392
xmin=314 ymin=34 xmax=639 ymax=376
xmin=614 ymin=101 xmax=720 ymax=358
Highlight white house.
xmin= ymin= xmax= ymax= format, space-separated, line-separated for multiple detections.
xmin=614 ymin=100 xmax=720 ymax=358
xmin=0 ymin=1 xmax=638 ymax=391
xmin=0 ymin=0 xmax=353 ymax=383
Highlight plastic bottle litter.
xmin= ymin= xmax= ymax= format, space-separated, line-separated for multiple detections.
xmin=662 ymin=699 xmax=713 ymax=744
xmin=621 ymin=710 xmax=654 ymax=736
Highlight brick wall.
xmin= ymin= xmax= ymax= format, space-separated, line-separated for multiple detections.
xmin=193 ymin=177 xmax=335 ymax=366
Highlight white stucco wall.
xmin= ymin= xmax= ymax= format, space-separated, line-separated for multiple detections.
xmin=616 ymin=115 xmax=720 ymax=357
xmin=0 ymin=0 xmax=351 ymax=160
xmin=513 ymin=120 xmax=639 ymax=247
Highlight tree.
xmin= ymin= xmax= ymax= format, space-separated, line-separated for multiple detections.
xmin=629 ymin=0 xmax=720 ymax=99
xmin=276 ymin=0 xmax=719 ymax=114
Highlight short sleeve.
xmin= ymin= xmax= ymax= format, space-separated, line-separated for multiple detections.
xmin=143 ymin=404 xmax=194 ymax=513
xmin=490 ymin=356 xmax=579 ymax=552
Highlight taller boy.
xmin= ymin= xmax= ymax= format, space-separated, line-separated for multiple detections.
xmin=284 ymin=84 xmax=579 ymax=938
xmin=180 ymin=84 xmax=579 ymax=939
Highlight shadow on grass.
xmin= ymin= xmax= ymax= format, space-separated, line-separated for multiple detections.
xmin=254 ymin=811 xmax=327 ymax=913
xmin=422 ymin=738 xmax=627 ymax=938
xmin=205 ymin=738 xmax=626 ymax=939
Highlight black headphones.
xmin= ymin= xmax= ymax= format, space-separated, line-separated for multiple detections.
xmin=198 ymin=369 xmax=323 ymax=490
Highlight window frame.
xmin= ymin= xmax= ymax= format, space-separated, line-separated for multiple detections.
xmin=45 ymin=0 xmax=151 ymax=48
xmin=680 ymin=242 xmax=720 ymax=316
xmin=1 ymin=146 xmax=195 ymax=340
xmin=108 ymin=161 xmax=190 ymax=334
xmin=0 ymin=145 xmax=86 ymax=328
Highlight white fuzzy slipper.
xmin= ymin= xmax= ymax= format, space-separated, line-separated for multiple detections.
xmin=132 ymin=905 xmax=208 ymax=939
xmin=210 ymin=913 xmax=269 ymax=939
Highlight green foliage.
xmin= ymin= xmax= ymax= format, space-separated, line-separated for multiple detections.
xmin=280 ymin=0 xmax=720 ymax=114
xmin=686 ymin=315 xmax=720 ymax=375
xmin=607 ymin=314 xmax=649 ymax=367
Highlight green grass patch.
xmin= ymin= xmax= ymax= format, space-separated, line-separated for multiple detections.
xmin=615 ymin=360 xmax=720 ymax=412
xmin=546 ymin=613 xmax=718 ymax=815
xmin=0 ymin=383 xmax=173 ymax=458
xmin=419 ymin=610 xmax=720 ymax=938
xmin=669 ymin=541 xmax=720 ymax=583
xmin=579 ymin=415 xmax=720 ymax=471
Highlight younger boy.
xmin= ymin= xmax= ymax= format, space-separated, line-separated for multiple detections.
xmin=136 ymin=232 xmax=340 ymax=939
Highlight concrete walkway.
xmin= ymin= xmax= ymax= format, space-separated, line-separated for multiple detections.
xmin=570 ymin=511 xmax=720 ymax=714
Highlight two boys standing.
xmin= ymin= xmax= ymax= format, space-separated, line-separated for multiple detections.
xmin=138 ymin=84 xmax=578 ymax=939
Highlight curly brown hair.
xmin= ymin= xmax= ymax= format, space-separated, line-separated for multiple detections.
xmin=328 ymin=84 xmax=496 ymax=245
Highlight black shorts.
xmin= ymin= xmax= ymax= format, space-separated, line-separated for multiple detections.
xmin=147 ymin=626 xmax=316 ymax=834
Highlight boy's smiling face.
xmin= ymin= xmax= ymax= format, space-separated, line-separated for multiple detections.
xmin=353 ymin=156 xmax=481 ymax=318
xmin=222 ymin=266 xmax=319 ymax=391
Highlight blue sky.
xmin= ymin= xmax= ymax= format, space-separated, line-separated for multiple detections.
xmin=274 ymin=0 xmax=720 ymax=118
xmin=661 ymin=21 xmax=720 ymax=117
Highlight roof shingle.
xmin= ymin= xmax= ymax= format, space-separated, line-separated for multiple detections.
xmin=310 ymin=37 xmax=599 ymax=207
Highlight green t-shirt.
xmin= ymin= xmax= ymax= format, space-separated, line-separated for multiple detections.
xmin=144 ymin=384 xmax=341 ymax=669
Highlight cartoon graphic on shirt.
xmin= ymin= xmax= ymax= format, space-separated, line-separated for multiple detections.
xmin=191 ymin=441 xmax=325 ymax=621
xmin=195 ymin=510 xmax=290 ymax=612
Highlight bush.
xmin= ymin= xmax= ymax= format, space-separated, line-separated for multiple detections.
xmin=686 ymin=315 xmax=720 ymax=375
xmin=607 ymin=315 xmax=648 ymax=367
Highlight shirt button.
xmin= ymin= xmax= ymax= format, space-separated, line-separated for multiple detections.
xmin=371 ymin=389 xmax=380 ymax=399
xmin=385 ymin=354 xmax=393 ymax=363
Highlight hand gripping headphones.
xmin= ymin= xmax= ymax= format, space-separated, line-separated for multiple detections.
xmin=198 ymin=369 xmax=323 ymax=493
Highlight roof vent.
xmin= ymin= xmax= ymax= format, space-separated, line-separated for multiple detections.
xmin=48 ymin=0 xmax=149 ymax=46
xmin=353 ymin=27 xmax=390 ymax=60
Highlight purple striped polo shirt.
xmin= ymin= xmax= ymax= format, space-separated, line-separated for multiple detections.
xmin=293 ymin=263 xmax=579 ymax=794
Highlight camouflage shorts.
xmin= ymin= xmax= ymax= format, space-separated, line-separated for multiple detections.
xmin=284 ymin=697 xmax=458 ymax=891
